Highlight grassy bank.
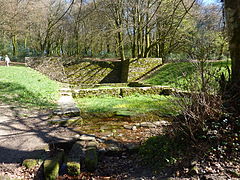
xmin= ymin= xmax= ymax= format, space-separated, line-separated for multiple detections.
xmin=143 ymin=60 xmax=231 ymax=88
xmin=0 ymin=66 xmax=60 ymax=108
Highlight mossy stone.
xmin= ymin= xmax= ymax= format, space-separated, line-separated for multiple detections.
xmin=67 ymin=162 xmax=81 ymax=176
xmin=44 ymin=151 xmax=64 ymax=180
xmin=22 ymin=159 xmax=38 ymax=169
xmin=44 ymin=159 xmax=60 ymax=180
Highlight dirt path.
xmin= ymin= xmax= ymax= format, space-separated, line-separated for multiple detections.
xmin=0 ymin=61 xmax=26 ymax=66
xmin=0 ymin=103 xmax=78 ymax=163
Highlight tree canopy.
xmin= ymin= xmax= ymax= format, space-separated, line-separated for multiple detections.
xmin=0 ymin=0 xmax=226 ymax=62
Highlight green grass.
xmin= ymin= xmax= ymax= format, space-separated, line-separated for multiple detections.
xmin=0 ymin=66 xmax=60 ymax=108
xmin=143 ymin=60 xmax=231 ymax=88
xmin=76 ymin=94 xmax=178 ymax=117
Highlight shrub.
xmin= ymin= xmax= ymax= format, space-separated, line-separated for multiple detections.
xmin=173 ymin=60 xmax=225 ymax=142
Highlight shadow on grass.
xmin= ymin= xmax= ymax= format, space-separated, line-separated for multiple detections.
xmin=0 ymin=81 xmax=56 ymax=108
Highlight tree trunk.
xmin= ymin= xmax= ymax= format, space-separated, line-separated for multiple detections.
xmin=107 ymin=43 xmax=110 ymax=54
xmin=143 ymin=1 xmax=151 ymax=58
xmin=132 ymin=26 xmax=136 ymax=58
xmin=12 ymin=35 xmax=17 ymax=56
xmin=224 ymin=0 xmax=240 ymax=83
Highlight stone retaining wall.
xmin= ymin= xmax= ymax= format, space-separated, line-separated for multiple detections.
xmin=25 ymin=57 xmax=66 ymax=82
xmin=25 ymin=57 xmax=162 ymax=84
xmin=128 ymin=58 xmax=162 ymax=82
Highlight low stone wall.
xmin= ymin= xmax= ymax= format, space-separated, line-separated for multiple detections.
xmin=73 ymin=88 xmax=121 ymax=98
xmin=70 ymin=83 xmax=128 ymax=89
xmin=25 ymin=57 xmax=162 ymax=84
xmin=73 ymin=86 xmax=173 ymax=98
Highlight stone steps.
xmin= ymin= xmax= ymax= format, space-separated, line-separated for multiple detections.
xmin=53 ymin=86 xmax=80 ymax=117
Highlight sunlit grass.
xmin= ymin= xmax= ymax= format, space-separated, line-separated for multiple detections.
xmin=143 ymin=60 xmax=231 ymax=89
xmin=76 ymin=94 xmax=179 ymax=117
xmin=0 ymin=66 xmax=60 ymax=108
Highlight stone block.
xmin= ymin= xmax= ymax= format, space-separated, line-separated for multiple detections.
xmin=44 ymin=151 xmax=64 ymax=180
xmin=78 ymin=135 xmax=96 ymax=141
xmin=68 ymin=141 xmax=83 ymax=162
xmin=85 ymin=148 xmax=98 ymax=172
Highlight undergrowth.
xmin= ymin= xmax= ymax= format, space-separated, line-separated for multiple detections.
xmin=139 ymin=60 xmax=239 ymax=176
xmin=139 ymin=134 xmax=187 ymax=170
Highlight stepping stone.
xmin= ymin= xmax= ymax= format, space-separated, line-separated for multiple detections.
xmin=123 ymin=125 xmax=133 ymax=130
xmin=123 ymin=125 xmax=137 ymax=130
xmin=59 ymin=88 xmax=72 ymax=92
xmin=140 ymin=122 xmax=157 ymax=128
xmin=86 ymin=141 xmax=98 ymax=148
xmin=49 ymin=117 xmax=80 ymax=125
xmin=78 ymin=135 xmax=96 ymax=141
xmin=155 ymin=120 xmax=171 ymax=126
xmin=53 ymin=86 xmax=80 ymax=117
xmin=53 ymin=107 xmax=80 ymax=116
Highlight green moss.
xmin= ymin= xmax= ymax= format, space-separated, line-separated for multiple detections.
xmin=44 ymin=151 xmax=64 ymax=180
xmin=22 ymin=159 xmax=38 ymax=169
xmin=67 ymin=162 xmax=81 ymax=176
xmin=85 ymin=148 xmax=98 ymax=172
xmin=44 ymin=159 xmax=60 ymax=180
xmin=120 ymin=86 xmax=169 ymax=97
